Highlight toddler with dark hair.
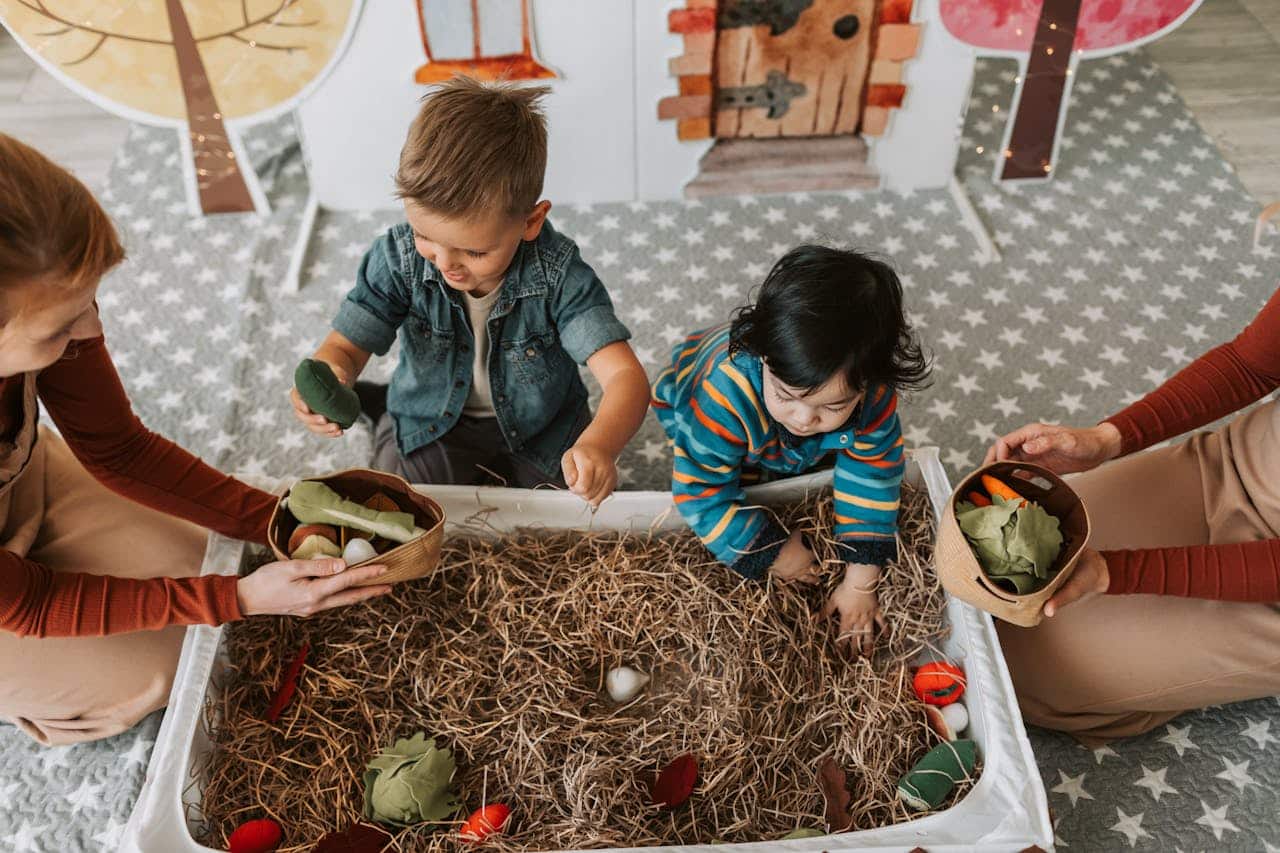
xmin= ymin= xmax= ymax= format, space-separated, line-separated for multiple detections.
xmin=652 ymin=245 xmax=930 ymax=654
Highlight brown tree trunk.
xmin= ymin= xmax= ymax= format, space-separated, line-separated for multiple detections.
xmin=165 ymin=0 xmax=255 ymax=213
xmin=1000 ymin=0 xmax=1082 ymax=180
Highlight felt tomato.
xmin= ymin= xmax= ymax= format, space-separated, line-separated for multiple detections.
xmin=460 ymin=804 xmax=512 ymax=842
xmin=227 ymin=817 xmax=282 ymax=853
xmin=913 ymin=662 xmax=965 ymax=706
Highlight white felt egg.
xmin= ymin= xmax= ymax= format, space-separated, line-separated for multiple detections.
xmin=605 ymin=666 xmax=650 ymax=703
xmin=941 ymin=701 xmax=969 ymax=734
xmin=342 ymin=537 xmax=378 ymax=564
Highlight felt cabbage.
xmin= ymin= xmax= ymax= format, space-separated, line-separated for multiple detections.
xmin=956 ymin=495 xmax=1063 ymax=594
xmin=362 ymin=732 xmax=460 ymax=827
xmin=287 ymin=480 xmax=425 ymax=544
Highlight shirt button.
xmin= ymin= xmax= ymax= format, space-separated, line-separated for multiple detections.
xmin=444 ymin=411 xmax=453 ymax=418
xmin=454 ymin=380 xmax=464 ymax=389
xmin=429 ymin=425 xmax=437 ymax=433
xmin=839 ymin=435 xmax=849 ymax=444
xmin=525 ymin=347 xmax=536 ymax=357
xmin=497 ymin=394 xmax=506 ymax=403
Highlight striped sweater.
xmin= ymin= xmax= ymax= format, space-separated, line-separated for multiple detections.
xmin=651 ymin=325 xmax=905 ymax=580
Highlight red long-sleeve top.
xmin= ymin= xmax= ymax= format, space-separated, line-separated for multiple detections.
xmin=0 ymin=335 xmax=277 ymax=638
xmin=1100 ymin=285 xmax=1280 ymax=601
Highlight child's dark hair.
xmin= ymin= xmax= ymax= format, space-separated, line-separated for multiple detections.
xmin=729 ymin=245 xmax=931 ymax=395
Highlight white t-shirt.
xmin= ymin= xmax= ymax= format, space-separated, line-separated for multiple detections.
xmin=463 ymin=286 xmax=502 ymax=418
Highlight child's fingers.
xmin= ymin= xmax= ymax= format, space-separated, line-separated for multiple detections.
xmin=572 ymin=456 xmax=597 ymax=498
xmin=561 ymin=450 xmax=579 ymax=488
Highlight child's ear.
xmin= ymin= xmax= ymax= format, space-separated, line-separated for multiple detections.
xmin=522 ymin=200 xmax=552 ymax=241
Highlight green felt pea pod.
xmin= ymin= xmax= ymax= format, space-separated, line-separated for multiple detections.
xmin=287 ymin=480 xmax=425 ymax=543
xmin=294 ymin=358 xmax=361 ymax=429
xmin=897 ymin=739 xmax=977 ymax=812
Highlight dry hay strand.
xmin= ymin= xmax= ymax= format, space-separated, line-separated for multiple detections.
xmin=197 ymin=484 xmax=972 ymax=852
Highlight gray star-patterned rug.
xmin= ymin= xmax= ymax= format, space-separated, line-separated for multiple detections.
xmin=4 ymin=49 xmax=1280 ymax=853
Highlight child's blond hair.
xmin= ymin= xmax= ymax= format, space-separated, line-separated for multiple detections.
xmin=395 ymin=75 xmax=549 ymax=221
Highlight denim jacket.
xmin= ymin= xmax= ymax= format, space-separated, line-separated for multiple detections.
xmin=332 ymin=219 xmax=630 ymax=478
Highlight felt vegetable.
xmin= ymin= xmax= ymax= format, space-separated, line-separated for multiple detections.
xmin=265 ymin=643 xmax=310 ymax=723
xmin=228 ymin=817 xmax=282 ymax=853
xmin=288 ymin=524 xmax=339 ymax=555
xmin=913 ymin=662 xmax=965 ymax=707
xmin=362 ymin=732 xmax=460 ymax=827
xmin=924 ymin=701 xmax=969 ymax=741
xmin=460 ymin=804 xmax=512 ymax=842
xmin=650 ymin=753 xmax=698 ymax=809
xmin=956 ymin=495 xmax=1064 ymax=594
xmin=942 ymin=702 xmax=969 ymax=734
xmin=289 ymin=481 xmax=425 ymax=544
xmin=781 ymin=828 xmax=825 ymax=839
xmin=295 ymin=358 xmax=361 ymax=429
xmin=343 ymin=537 xmax=379 ymax=565
xmin=605 ymin=666 xmax=650 ymax=703
xmin=312 ymin=822 xmax=393 ymax=853
xmin=897 ymin=739 xmax=977 ymax=812
xmin=292 ymin=535 xmax=342 ymax=561
xmin=966 ymin=491 xmax=992 ymax=507
xmin=816 ymin=757 xmax=854 ymax=832
xmin=980 ymin=475 xmax=1026 ymax=507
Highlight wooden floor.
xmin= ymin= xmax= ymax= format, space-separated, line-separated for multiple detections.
xmin=0 ymin=0 xmax=1277 ymax=202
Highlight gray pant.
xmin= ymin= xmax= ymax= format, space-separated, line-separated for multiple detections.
xmin=372 ymin=413 xmax=569 ymax=488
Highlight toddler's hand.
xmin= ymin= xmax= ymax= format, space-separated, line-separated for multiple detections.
xmin=820 ymin=563 xmax=886 ymax=656
xmin=769 ymin=530 xmax=821 ymax=584
xmin=289 ymin=360 xmax=350 ymax=438
xmin=561 ymin=442 xmax=618 ymax=508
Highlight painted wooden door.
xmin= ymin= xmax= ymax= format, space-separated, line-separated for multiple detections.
xmin=714 ymin=0 xmax=875 ymax=138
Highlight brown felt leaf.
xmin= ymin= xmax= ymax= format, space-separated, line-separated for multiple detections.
xmin=312 ymin=821 xmax=393 ymax=852
xmin=650 ymin=753 xmax=698 ymax=809
xmin=817 ymin=757 xmax=853 ymax=832
xmin=364 ymin=493 xmax=401 ymax=513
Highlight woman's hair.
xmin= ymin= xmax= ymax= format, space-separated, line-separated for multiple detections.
xmin=729 ymin=244 xmax=931 ymax=394
xmin=0 ymin=133 xmax=124 ymax=293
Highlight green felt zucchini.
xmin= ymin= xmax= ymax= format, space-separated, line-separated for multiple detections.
xmin=294 ymin=358 xmax=361 ymax=429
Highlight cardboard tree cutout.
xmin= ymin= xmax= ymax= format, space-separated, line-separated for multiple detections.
xmin=939 ymin=0 xmax=1202 ymax=181
xmin=0 ymin=0 xmax=362 ymax=215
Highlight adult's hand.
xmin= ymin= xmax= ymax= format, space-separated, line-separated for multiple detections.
xmin=984 ymin=422 xmax=1122 ymax=475
xmin=236 ymin=558 xmax=392 ymax=617
xmin=1042 ymin=547 xmax=1109 ymax=618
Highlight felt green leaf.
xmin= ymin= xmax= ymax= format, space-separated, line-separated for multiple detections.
xmin=969 ymin=537 xmax=1031 ymax=577
xmin=288 ymin=480 xmax=425 ymax=544
xmin=955 ymin=501 xmax=1019 ymax=542
xmin=1007 ymin=505 xmax=1064 ymax=576
xmin=362 ymin=732 xmax=460 ymax=827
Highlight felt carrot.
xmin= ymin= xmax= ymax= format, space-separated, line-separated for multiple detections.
xmin=980 ymin=475 xmax=1026 ymax=507
xmin=460 ymin=804 xmax=512 ymax=842
xmin=966 ymin=491 xmax=992 ymax=507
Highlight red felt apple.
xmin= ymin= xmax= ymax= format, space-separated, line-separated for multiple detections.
xmin=228 ymin=818 xmax=282 ymax=853
xmin=265 ymin=642 xmax=310 ymax=723
xmin=460 ymin=804 xmax=512 ymax=842
xmin=650 ymin=753 xmax=698 ymax=809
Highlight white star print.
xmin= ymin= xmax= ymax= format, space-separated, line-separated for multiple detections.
xmin=1133 ymin=764 xmax=1177 ymax=802
xmin=1240 ymin=718 xmax=1276 ymax=749
xmin=1160 ymin=723 xmax=1200 ymax=757
xmin=1109 ymin=808 xmax=1152 ymax=847
xmin=1215 ymin=757 xmax=1255 ymax=791
xmin=1194 ymin=800 xmax=1240 ymax=841
xmin=1052 ymin=770 xmax=1094 ymax=807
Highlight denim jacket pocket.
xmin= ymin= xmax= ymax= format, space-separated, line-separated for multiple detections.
xmin=503 ymin=331 xmax=566 ymax=385
xmin=404 ymin=313 xmax=455 ymax=366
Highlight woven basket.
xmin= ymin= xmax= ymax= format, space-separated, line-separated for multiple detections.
xmin=268 ymin=468 xmax=446 ymax=587
xmin=936 ymin=461 xmax=1090 ymax=627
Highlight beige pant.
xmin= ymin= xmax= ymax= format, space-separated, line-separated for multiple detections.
xmin=996 ymin=402 xmax=1280 ymax=746
xmin=0 ymin=428 xmax=207 ymax=745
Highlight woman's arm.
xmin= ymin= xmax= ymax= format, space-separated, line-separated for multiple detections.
xmin=1103 ymin=285 xmax=1280 ymax=456
xmin=36 ymin=334 xmax=278 ymax=542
